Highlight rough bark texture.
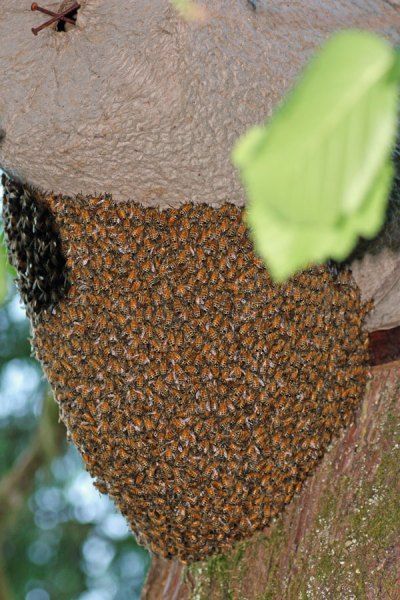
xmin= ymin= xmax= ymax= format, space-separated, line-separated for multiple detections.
xmin=142 ymin=360 xmax=400 ymax=599
xmin=0 ymin=1 xmax=398 ymax=205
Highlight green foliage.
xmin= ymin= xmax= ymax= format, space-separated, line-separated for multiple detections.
xmin=0 ymin=235 xmax=8 ymax=306
xmin=170 ymin=0 xmax=204 ymax=20
xmin=233 ymin=31 xmax=400 ymax=281
xmin=0 ymin=228 xmax=16 ymax=308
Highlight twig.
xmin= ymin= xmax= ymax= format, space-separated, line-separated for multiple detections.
xmin=0 ymin=551 xmax=14 ymax=600
xmin=0 ymin=392 xmax=64 ymax=530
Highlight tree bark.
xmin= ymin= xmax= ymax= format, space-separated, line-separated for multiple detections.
xmin=142 ymin=359 xmax=400 ymax=599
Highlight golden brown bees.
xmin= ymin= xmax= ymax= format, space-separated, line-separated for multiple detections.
xmin=23 ymin=192 xmax=370 ymax=564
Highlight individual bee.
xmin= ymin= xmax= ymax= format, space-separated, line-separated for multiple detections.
xmin=175 ymin=283 xmax=187 ymax=297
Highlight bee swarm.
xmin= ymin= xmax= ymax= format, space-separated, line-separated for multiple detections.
xmin=2 ymin=183 xmax=370 ymax=561
xmin=2 ymin=176 xmax=69 ymax=319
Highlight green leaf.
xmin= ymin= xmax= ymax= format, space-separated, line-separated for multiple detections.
xmin=170 ymin=0 xmax=205 ymax=20
xmin=393 ymin=49 xmax=400 ymax=80
xmin=233 ymin=30 xmax=400 ymax=281
xmin=0 ymin=235 xmax=8 ymax=305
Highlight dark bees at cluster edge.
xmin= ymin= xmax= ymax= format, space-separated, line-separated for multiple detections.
xmin=4 ymin=184 xmax=370 ymax=562
xmin=1 ymin=175 xmax=69 ymax=321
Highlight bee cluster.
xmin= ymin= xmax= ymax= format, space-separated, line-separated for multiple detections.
xmin=8 ymin=188 xmax=369 ymax=562
xmin=1 ymin=175 xmax=69 ymax=319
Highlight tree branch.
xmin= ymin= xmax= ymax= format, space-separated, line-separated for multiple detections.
xmin=0 ymin=392 xmax=64 ymax=532
xmin=0 ymin=552 xmax=14 ymax=600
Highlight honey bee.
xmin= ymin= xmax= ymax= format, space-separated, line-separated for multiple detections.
xmin=209 ymin=271 xmax=220 ymax=285
xmin=180 ymin=428 xmax=195 ymax=444
xmin=117 ymin=447 xmax=130 ymax=461
xmin=99 ymin=401 xmax=111 ymax=414
xmin=129 ymin=224 xmax=144 ymax=240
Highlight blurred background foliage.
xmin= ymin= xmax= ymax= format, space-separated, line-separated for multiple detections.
xmin=0 ymin=174 xmax=150 ymax=600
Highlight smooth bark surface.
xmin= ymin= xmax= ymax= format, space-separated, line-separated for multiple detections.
xmin=143 ymin=360 xmax=400 ymax=599
xmin=352 ymin=249 xmax=400 ymax=331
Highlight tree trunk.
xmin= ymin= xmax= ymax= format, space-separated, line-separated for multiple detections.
xmin=142 ymin=359 xmax=400 ymax=599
